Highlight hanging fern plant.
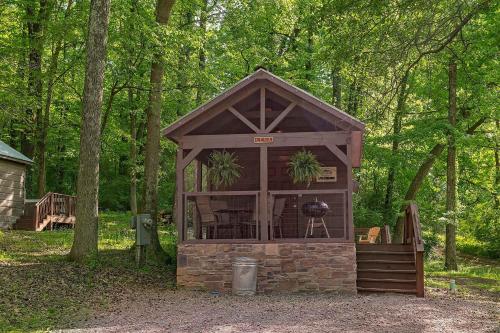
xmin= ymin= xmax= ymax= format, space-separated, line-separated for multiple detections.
xmin=288 ymin=150 xmax=322 ymax=188
xmin=207 ymin=150 xmax=242 ymax=189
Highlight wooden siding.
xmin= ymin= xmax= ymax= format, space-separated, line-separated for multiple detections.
xmin=0 ymin=159 xmax=25 ymax=216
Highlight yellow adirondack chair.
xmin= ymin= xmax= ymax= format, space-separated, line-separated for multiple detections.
xmin=358 ymin=227 xmax=380 ymax=244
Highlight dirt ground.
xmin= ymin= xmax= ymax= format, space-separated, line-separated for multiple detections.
xmin=62 ymin=289 xmax=498 ymax=333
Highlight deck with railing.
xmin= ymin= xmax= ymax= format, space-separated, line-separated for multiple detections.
xmin=14 ymin=192 xmax=76 ymax=231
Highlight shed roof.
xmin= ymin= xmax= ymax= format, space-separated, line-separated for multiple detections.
xmin=0 ymin=139 xmax=33 ymax=165
xmin=162 ymin=69 xmax=365 ymax=139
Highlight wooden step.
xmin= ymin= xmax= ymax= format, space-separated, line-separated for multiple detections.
xmin=357 ymin=279 xmax=416 ymax=290
xmin=356 ymin=244 xmax=413 ymax=252
xmin=357 ymin=278 xmax=416 ymax=284
xmin=357 ymin=278 xmax=417 ymax=291
xmin=357 ymin=259 xmax=415 ymax=270
xmin=356 ymin=251 xmax=414 ymax=261
xmin=357 ymin=287 xmax=417 ymax=294
xmin=357 ymin=268 xmax=416 ymax=280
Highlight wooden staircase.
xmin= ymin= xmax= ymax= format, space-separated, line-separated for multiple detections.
xmin=14 ymin=192 xmax=76 ymax=231
xmin=355 ymin=204 xmax=425 ymax=297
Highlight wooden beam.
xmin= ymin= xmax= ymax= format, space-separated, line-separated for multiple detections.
xmin=325 ymin=143 xmax=348 ymax=166
xmin=259 ymin=146 xmax=268 ymax=240
xmin=346 ymin=143 xmax=354 ymax=242
xmin=171 ymin=84 xmax=261 ymax=138
xmin=351 ymin=131 xmax=362 ymax=167
xmin=179 ymin=131 xmax=350 ymax=149
xmin=180 ymin=147 xmax=202 ymax=170
xmin=228 ymin=106 xmax=260 ymax=133
xmin=193 ymin=160 xmax=202 ymax=239
xmin=263 ymin=82 xmax=353 ymax=131
xmin=265 ymin=102 xmax=297 ymax=133
xmin=261 ymin=78 xmax=364 ymax=130
xmin=260 ymin=87 xmax=265 ymax=130
xmin=175 ymin=149 xmax=184 ymax=242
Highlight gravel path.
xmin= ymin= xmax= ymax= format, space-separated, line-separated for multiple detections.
xmin=64 ymin=290 xmax=498 ymax=333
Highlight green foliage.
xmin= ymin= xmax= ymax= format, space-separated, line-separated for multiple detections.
xmin=0 ymin=0 xmax=497 ymax=263
xmin=425 ymin=252 xmax=500 ymax=295
xmin=288 ymin=150 xmax=322 ymax=187
xmin=207 ymin=150 xmax=242 ymax=189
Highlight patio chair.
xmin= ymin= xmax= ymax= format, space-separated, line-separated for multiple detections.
xmin=195 ymin=196 xmax=220 ymax=239
xmin=358 ymin=227 xmax=381 ymax=244
xmin=270 ymin=198 xmax=286 ymax=238
xmin=210 ymin=199 xmax=233 ymax=238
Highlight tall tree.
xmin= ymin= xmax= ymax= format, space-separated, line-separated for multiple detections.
xmin=38 ymin=0 xmax=74 ymax=197
xmin=69 ymin=0 xmax=111 ymax=262
xmin=445 ymin=59 xmax=458 ymax=270
xmin=25 ymin=0 xmax=49 ymax=196
xmin=383 ymin=73 xmax=409 ymax=223
xmin=143 ymin=0 xmax=176 ymax=258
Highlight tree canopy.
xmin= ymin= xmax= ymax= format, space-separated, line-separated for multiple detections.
xmin=0 ymin=0 xmax=498 ymax=257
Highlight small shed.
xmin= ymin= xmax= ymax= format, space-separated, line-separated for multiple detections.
xmin=162 ymin=69 xmax=365 ymax=293
xmin=0 ymin=139 xmax=33 ymax=229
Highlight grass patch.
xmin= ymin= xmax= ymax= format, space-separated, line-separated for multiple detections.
xmin=0 ymin=212 xmax=176 ymax=332
xmin=425 ymin=249 xmax=500 ymax=298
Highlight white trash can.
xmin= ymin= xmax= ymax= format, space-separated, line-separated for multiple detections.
xmin=232 ymin=257 xmax=257 ymax=295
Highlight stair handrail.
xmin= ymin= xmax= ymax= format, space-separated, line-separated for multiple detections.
xmin=34 ymin=192 xmax=77 ymax=229
xmin=404 ymin=203 xmax=424 ymax=297
xmin=34 ymin=192 xmax=53 ymax=229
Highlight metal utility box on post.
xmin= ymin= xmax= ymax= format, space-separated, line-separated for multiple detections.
xmin=130 ymin=214 xmax=152 ymax=265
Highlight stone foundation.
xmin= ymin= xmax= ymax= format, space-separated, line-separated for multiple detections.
xmin=177 ymin=242 xmax=357 ymax=293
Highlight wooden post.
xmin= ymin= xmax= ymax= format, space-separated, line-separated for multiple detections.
xmin=346 ymin=143 xmax=354 ymax=241
xmin=416 ymin=251 xmax=424 ymax=297
xmin=176 ymin=149 xmax=184 ymax=242
xmin=50 ymin=193 xmax=54 ymax=216
xmin=136 ymin=245 xmax=146 ymax=267
xmin=259 ymin=146 xmax=268 ymax=240
xmin=260 ymin=87 xmax=265 ymax=131
xmin=194 ymin=159 xmax=202 ymax=239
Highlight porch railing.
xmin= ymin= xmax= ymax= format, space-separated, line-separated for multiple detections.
xmin=183 ymin=191 xmax=259 ymax=241
xmin=269 ymin=189 xmax=350 ymax=241
xmin=182 ymin=189 xmax=352 ymax=242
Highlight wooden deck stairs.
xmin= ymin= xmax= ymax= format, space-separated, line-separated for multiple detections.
xmin=14 ymin=192 xmax=76 ymax=231
xmin=355 ymin=204 xmax=425 ymax=297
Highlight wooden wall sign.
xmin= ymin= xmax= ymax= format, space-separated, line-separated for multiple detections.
xmin=316 ymin=166 xmax=337 ymax=182
xmin=254 ymin=136 xmax=273 ymax=144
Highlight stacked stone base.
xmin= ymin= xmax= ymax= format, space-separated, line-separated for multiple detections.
xmin=177 ymin=242 xmax=357 ymax=293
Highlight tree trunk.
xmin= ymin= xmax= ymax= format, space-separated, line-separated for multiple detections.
xmin=331 ymin=67 xmax=341 ymax=108
xmin=304 ymin=27 xmax=313 ymax=85
xmin=445 ymin=60 xmax=458 ymax=271
xmin=37 ymin=0 xmax=73 ymax=197
xmin=195 ymin=0 xmax=208 ymax=106
xmin=383 ymin=73 xmax=409 ymax=223
xmin=143 ymin=0 xmax=175 ymax=259
xmin=495 ymin=119 xmax=499 ymax=209
xmin=69 ymin=0 xmax=111 ymax=262
xmin=25 ymin=0 xmax=48 ymax=196
xmin=129 ymin=88 xmax=138 ymax=215
xmin=392 ymin=116 xmax=485 ymax=242
xmin=347 ymin=78 xmax=361 ymax=117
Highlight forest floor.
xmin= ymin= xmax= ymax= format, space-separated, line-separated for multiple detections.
xmin=0 ymin=212 xmax=498 ymax=332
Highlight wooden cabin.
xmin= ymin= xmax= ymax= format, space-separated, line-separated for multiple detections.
xmin=163 ymin=69 xmax=424 ymax=296
xmin=0 ymin=139 xmax=76 ymax=231
xmin=0 ymin=139 xmax=33 ymax=229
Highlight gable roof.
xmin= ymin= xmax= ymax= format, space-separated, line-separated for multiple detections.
xmin=0 ymin=139 xmax=33 ymax=165
xmin=162 ymin=69 xmax=365 ymax=139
